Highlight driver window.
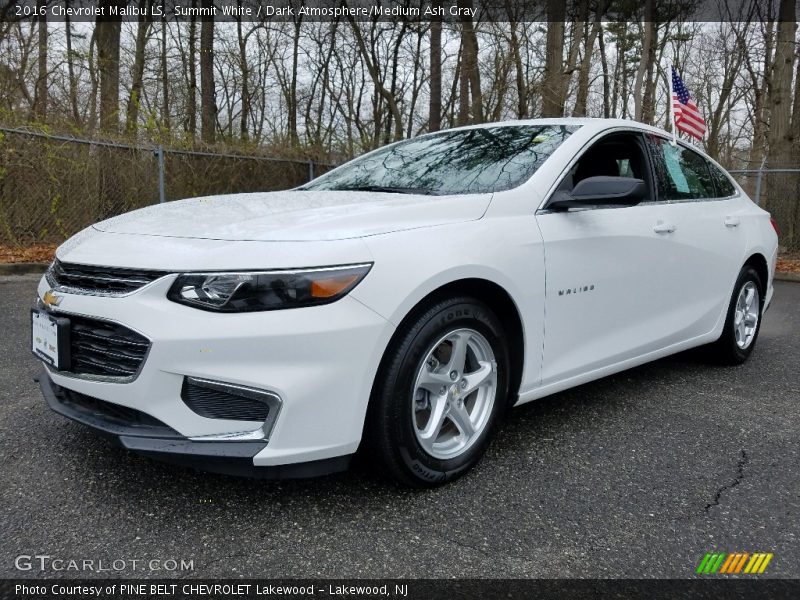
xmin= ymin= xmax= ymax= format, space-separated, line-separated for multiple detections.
xmin=554 ymin=132 xmax=651 ymax=201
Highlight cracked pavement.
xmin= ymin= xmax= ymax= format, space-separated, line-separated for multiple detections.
xmin=705 ymin=449 xmax=748 ymax=513
xmin=1 ymin=275 xmax=798 ymax=578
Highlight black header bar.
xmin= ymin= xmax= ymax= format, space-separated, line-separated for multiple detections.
xmin=0 ymin=0 xmax=797 ymax=23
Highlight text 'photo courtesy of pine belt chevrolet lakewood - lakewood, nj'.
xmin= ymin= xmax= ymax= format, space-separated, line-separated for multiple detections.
xmin=31 ymin=118 xmax=779 ymax=487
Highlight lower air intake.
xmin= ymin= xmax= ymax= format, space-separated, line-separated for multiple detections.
xmin=181 ymin=377 xmax=280 ymax=422
xmin=53 ymin=382 xmax=180 ymax=438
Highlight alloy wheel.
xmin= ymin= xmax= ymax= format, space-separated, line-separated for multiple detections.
xmin=411 ymin=328 xmax=497 ymax=460
xmin=734 ymin=281 xmax=760 ymax=350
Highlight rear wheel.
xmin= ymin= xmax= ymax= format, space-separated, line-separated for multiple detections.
xmin=364 ymin=297 xmax=509 ymax=487
xmin=709 ymin=266 xmax=763 ymax=365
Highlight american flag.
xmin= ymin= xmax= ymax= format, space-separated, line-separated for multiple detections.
xmin=671 ymin=66 xmax=707 ymax=140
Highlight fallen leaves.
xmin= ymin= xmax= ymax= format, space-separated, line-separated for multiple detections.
xmin=0 ymin=244 xmax=57 ymax=264
xmin=776 ymin=256 xmax=800 ymax=275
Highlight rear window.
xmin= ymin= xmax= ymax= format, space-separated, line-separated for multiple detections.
xmin=709 ymin=163 xmax=737 ymax=197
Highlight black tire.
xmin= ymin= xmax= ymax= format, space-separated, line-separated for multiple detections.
xmin=708 ymin=265 xmax=764 ymax=365
xmin=363 ymin=297 xmax=510 ymax=487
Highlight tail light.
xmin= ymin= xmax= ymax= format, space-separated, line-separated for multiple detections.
xmin=770 ymin=216 xmax=780 ymax=237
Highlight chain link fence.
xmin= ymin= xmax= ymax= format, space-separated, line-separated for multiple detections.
xmin=0 ymin=127 xmax=797 ymax=253
xmin=0 ymin=127 xmax=334 ymax=247
xmin=729 ymin=167 xmax=800 ymax=253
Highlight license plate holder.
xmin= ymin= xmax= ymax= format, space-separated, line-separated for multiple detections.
xmin=31 ymin=309 xmax=71 ymax=370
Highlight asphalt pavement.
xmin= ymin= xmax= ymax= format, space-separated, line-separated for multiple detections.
xmin=1 ymin=275 xmax=798 ymax=578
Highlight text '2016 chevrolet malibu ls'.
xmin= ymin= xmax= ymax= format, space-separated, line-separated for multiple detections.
xmin=32 ymin=118 xmax=779 ymax=486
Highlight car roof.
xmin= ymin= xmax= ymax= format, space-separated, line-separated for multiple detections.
xmin=444 ymin=117 xmax=670 ymax=138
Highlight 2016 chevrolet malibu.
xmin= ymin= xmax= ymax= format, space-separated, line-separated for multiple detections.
xmin=32 ymin=118 xmax=779 ymax=486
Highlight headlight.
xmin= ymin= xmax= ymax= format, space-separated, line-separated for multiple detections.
xmin=167 ymin=264 xmax=372 ymax=312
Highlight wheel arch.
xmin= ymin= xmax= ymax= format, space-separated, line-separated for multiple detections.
xmin=369 ymin=277 xmax=526 ymax=408
xmin=743 ymin=252 xmax=769 ymax=295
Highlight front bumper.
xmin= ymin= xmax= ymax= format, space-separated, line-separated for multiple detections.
xmin=36 ymin=274 xmax=395 ymax=472
xmin=37 ymin=370 xmax=350 ymax=478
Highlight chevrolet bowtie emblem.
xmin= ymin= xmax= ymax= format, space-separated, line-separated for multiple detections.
xmin=42 ymin=290 xmax=62 ymax=308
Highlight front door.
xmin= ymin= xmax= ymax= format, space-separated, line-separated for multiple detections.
xmin=535 ymin=131 xmax=688 ymax=386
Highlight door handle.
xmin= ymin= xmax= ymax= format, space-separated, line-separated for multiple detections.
xmin=724 ymin=216 xmax=741 ymax=228
xmin=653 ymin=221 xmax=676 ymax=234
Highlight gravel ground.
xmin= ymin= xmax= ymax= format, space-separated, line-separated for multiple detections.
xmin=1 ymin=275 xmax=798 ymax=579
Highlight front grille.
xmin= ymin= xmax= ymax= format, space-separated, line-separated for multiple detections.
xmin=182 ymin=377 xmax=276 ymax=422
xmin=66 ymin=315 xmax=151 ymax=380
xmin=53 ymin=382 xmax=180 ymax=437
xmin=47 ymin=259 xmax=168 ymax=296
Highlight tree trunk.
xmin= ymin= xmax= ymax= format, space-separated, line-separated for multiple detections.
xmin=124 ymin=1 xmax=150 ymax=135
xmin=33 ymin=0 xmax=46 ymax=119
xmin=598 ymin=24 xmax=610 ymax=118
xmin=200 ymin=2 xmax=215 ymax=144
xmin=640 ymin=20 xmax=658 ymax=123
xmin=429 ymin=2 xmax=442 ymax=131
xmin=633 ymin=0 xmax=655 ymax=122
xmin=313 ymin=21 xmax=337 ymax=146
xmin=791 ymin=43 xmax=800 ymax=147
xmin=573 ymin=2 xmax=608 ymax=117
xmin=790 ymin=50 xmax=800 ymax=249
xmin=559 ymin=8 xmax=587 ymax=113
xmin=457 ymin=41 xmax=469 ymax=125
xmin=610 ymin=23 xmax=626 ymax=118
xmin=161 ymin=18 xmax=170 ymax=131
xmin=96 ymin=2 xmax=122 ymax=133
xmin=506 ymin=10 xmax=527 ymax=118
xmin=384 ymin=20 xmax=408 ymax=144
xmin=765 ymin=0 xmax=796 ymax=247
xmin=87 ymin=25 xmax=99 ymax=129
xmin=459 ymin=0 xmax=482 ymax=123
xmin=406 ymin=28 xmax=424 ymax=137
xmin=288 ymin=17 xmax=302 ymax=144
xmin=744 ymin=19 xmax=773 ymax=192
xmin=236 ymin=6 xmax=250 ymax=142
xmin=447 ymin=45 xmax=463 ymax=126
xmin=187 ymin=3 xmax=197 ymax=139
xmin=65 ymin=9 xmax=80 ymax=124
xmin=542 ymin=0 xmax=565 ymax=117
xmin=96 ymin=1 xmax=124 ymax=219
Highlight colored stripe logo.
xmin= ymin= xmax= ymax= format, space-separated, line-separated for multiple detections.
xmin=696 ymin=552 xmax=773 ymax=574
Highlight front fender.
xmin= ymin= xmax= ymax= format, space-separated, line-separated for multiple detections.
xmin=351 ymin=217 xmax=545 ymax=394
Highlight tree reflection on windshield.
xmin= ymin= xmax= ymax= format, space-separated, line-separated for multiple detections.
xmin=303 ymin=125 xmax=579 ymax=196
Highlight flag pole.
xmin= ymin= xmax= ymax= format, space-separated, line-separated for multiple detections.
xmin=669 ymin=66 xmax=677 ymax=146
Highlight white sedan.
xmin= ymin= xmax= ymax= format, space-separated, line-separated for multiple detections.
xmin=32 ymin=118 xmax=779 ymax=486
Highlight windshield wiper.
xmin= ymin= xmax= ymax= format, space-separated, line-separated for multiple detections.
xmin=333 ymin=185 xmax=437 ymax=196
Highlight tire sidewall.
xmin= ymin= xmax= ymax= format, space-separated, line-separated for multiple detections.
xmin=383 ymin=300 xmax=509 ymax=485
xmin=722 ymin=267 xmax=764 ymax=362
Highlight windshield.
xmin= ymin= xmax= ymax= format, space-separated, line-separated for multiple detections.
xmin=302 ymin=124 xmax=579 ymax=196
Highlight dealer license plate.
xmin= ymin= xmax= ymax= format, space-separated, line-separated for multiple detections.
xmin=31 ymin=309 xmax=70 ymax=370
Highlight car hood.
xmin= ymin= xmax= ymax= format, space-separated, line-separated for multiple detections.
xmin=92 ymin=190 xmax=493 ymax=242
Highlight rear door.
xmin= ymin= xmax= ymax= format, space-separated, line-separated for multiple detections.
xmin=535 ymin=131 xmax=690 ymax=386
xmin=643 ymin=135 xmax=745 ymax=336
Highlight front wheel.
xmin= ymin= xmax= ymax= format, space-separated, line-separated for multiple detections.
xmin=708 ymin=265 xmax=764 ymax=365
xmin=364 ymin=297 xmax=510 ymax=487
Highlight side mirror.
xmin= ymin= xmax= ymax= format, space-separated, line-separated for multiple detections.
xmin=548 ymin=176 xmax=647 ymax=211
